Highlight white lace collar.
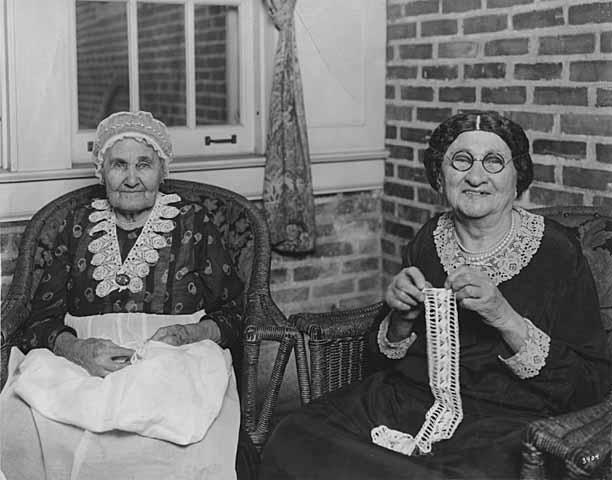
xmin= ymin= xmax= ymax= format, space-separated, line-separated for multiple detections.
xmin=433 ymin=207 xmax=544 ymax=285
xmin=87 ymin=192 xmax=181 ymax=297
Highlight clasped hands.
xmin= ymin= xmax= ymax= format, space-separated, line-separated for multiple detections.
xmin=54 ymin=319 xmax=221 ymax=377
xmin=385 ymin=266 xmax=521 ymax=343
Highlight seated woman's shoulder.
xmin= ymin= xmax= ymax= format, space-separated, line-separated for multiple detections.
xmin=172 ymin=199 xmax=212 ymax=218
xmin=417 ymin=212 xmax=446 ymax=237
xmin=539 ymin=215 xmax=584 ymax=266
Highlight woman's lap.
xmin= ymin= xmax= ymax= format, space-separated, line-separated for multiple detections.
xmin=1 ymin=390 xmax=257 ymax=480
xmin=0 ymin=347 xmax=253 ymax=480
xmin=260 ymin=373 xmax=532 ymax=480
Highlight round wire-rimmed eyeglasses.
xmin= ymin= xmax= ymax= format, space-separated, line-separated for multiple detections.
xmin=448 ymin=151 xmax=511 ymax=174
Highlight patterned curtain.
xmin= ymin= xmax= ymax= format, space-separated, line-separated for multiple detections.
xmin=262 ymin=0 xmax=316 ymax=253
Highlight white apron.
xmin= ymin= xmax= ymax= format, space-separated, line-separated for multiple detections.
xmin=0 ymin=311 xmax=240 ymax=480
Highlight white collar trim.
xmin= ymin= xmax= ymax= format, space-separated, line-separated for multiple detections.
xmin=433 ymin=207 xmax=545 ymax=285
xmin=87 ymin=192 xmax=181 ymax=297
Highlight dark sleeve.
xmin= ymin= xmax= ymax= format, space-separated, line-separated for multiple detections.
xmin=520 ymin=242 xmax=611 ymax=411
xmin=23 ymin=225 xmax=77 ymax=351
xmin=366 ymin=238 xmax=416 ymax=369
xmin=197 ymin=222 xmax=244 ymax=350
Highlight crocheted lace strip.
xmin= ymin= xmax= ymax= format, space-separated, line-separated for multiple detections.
xmin=372 ymin=288 xmax=463 ymax=456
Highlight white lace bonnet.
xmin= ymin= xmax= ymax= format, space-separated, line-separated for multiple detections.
xmin=92 ymin=111 xmax=173 ymax=181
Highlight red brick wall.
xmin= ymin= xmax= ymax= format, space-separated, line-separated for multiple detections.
xmin=384 ymin=0 xmax=612 ymax=281
xmin=269 ymin=191 xmax=382 ymax=317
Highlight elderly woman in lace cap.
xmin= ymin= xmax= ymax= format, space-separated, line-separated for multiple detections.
xmin=1 ymin=111 xmax=258 ymax=480
xmin=260 ymin=111 xmax=611 ymax=479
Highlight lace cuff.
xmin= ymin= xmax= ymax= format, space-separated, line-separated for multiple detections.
xmin=377 ymin=313 xmax=417 ymax=359
xmin=499 ymin=317 xmax=550 ymax=379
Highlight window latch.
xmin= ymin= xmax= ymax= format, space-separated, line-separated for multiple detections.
xmin=205 ymin=134 xmax=237 ymax=146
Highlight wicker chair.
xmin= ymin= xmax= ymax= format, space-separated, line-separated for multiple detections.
xmin=0 ymin=179 xmax=310 ymax=449
xmin=290 ymin=205 xmax=612 ymax=479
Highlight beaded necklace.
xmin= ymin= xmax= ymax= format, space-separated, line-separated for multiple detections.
xmin=454 ymin=210 xmax=517 ymax=265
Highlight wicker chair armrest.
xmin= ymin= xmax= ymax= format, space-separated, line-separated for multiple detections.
xmin=524 ymin=391 xmax=612 ymax=476
xmin=0 ymin=296 xmax=29 ymax=347
xmin=290 ymin=301 xmax=388 ymax=340
xmin=240 ymin=323 xmax=309 ymax=448
xmin=1 ymin=297 xmax=30 ymax=389
xmin=243 ymin=292 xmax=291 ymax=330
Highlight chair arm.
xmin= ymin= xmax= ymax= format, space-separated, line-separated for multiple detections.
xmin=524 ymin=391 xmax=612 ymax=477
xmin=0 ymin=295 xmax=30 ymax=346
xmin=290 ymin=301 xmax=388 ymax=340
xmin=240 ymin=292 xmax=309 ymax=448
xmin=1 ymin=297 xmax=30 ymax=390
xmin=289 ymin=302 xmax=388 ymax=401
xmin=244 ymin=292 xmax=290 ymax=329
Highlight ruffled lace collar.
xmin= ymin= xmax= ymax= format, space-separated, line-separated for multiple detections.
xmin=433 ymin=207 xmax=544 ymax=285
xmin=87 ymin=192 xmax=181 ymax=297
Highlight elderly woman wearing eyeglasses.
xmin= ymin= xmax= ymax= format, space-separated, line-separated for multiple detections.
xmin=260 ymin=111 xmax=611 ymax=479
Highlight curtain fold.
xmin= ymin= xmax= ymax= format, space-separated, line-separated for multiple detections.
xmin=262 ymin=0 xmax=316 ymax=253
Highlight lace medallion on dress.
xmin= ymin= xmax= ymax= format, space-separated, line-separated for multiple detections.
xmin=88 ymin=192 xmax=181 ymax=297
xmin=433 ymin=207 xmax=544 ymax=285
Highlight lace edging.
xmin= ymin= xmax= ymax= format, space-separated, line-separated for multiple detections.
xmin=372 ymin=288 xmax=463 ymax=456
xmin=433 ymin=208 xmax=545 ymax=285
xmin=371 ymin=425 xmax=418 ymax=456
xmin=499 ymin=317 xmax=551 ymax=379
xmin=87 ymin=192 xmax=181 ymax=297
xmin=377 ymin=314 xmax=417 ymax=359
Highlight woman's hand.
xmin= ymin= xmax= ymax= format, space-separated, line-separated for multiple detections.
xmin=54 ymin=332 xmax=135 ymax=377
xmin=385 ymin=266 xmax=430 ymax=316
xmin=149 ymin=320 xmax=221 ymax=346
xmin=444 ymin=266 xmax=517 ymax=329
xmin=385 ymin=267 xmax=431 ymax=341
xmin=445 ymin=266 xmax=529 ymax=351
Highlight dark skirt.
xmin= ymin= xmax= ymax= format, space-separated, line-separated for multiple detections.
xmin=259 ymin=370 xmax=540 ymax=480
xmin=237 ymin=426 xmax=260 ymax=480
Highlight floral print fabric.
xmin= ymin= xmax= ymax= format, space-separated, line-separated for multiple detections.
xmin=23 ymin=198 xmax=244 ymax=351
xmin=262 ymin=0 xmax=316 ymax=253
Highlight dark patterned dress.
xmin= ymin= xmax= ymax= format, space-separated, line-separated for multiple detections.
xmin=23 ymin=197 xmax=244 ymax=353
xmin=260 ymin=215 xmax=611 ymax=480
xmin=16 ymin=194 xmax=259 ymax=479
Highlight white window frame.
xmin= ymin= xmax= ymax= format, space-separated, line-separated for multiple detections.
xmin=0 ymin=0 xmax=387 ymax=222
xmin=3 ymin=0 xmax=264 ymax=174
xmin=70 ymin=0 xmax=259 ymax=163
xmin=0 ymin=0 xmax=7 ymax=171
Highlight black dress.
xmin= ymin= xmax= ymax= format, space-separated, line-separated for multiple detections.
xmin=260 ymin=214 xmax=611 ymax=480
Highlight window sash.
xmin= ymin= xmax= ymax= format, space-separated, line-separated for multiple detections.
xmin=70 ymin=0 xmax=258 ymax=163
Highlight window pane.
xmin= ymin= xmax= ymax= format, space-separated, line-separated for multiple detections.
xmin=76 ymin=1 xmax=129 ymax=130
xmin=138 ymin=3 xmax=186 ymax=127
xmin=195 ymin=5 xmax=240 ymax=126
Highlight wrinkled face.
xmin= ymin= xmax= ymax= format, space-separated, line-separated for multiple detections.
xmin=102 ymin=138 xmax=164 ymax=214
xmin=441 ymin=131 xmax=517 ymax=220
